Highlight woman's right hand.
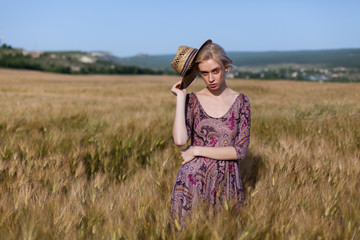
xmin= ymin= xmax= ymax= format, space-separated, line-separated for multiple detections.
xmin=171 ymin=81 xmax=187 ymax=97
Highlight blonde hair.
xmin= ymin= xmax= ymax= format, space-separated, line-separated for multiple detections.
xmin=195 ymin=42 xmax=233 ymax=69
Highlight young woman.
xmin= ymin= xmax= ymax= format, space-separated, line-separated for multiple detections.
xmin=170 ymin=40 xmax=251 ymax=225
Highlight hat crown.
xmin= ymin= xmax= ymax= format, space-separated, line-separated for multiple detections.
xmin=171 ymin=46 xmax=198 ymax=76
xmin=170 ymin=39 xmax=212 ymax=89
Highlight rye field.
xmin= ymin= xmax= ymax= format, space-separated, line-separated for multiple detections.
xmin=0 ymin=68 xmax=359 ymax=239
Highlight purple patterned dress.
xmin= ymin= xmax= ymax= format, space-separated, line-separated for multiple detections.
xmin=170 ymin=92 xmax=251 ymax=224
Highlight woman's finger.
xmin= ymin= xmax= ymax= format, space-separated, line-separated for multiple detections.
xmin=172 ymin=80 xmax=182 ymax=89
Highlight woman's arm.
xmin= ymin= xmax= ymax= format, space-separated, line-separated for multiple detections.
xmin=181 ymin=146 xmax=237 ymax=165
xmin=171 ymin=81 xmax=188 ymax=146
xmin=234 ymin=94 xmax=251 ymax=160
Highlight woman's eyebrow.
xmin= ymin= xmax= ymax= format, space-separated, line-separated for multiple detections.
xmin=200 ymin=67 xmax=220 ymax=73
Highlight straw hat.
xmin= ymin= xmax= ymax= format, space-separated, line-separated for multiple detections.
xmin=171 ymin=39 xmax=212 ymax=89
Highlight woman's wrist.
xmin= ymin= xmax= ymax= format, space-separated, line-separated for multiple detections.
xmin=176 ymin=92 xmax=187 ymax=100
xmin=192 ymin=146 xmax=201 ymax=156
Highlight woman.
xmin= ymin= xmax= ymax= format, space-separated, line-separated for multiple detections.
xmin=170 ymin=40 xmax=251 ymax=225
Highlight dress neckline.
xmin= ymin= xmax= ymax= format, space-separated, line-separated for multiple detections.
xmin=193 ymin=93 xmax=240 ymax=119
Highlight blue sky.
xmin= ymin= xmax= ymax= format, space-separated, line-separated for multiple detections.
xmin=1 ymin=0 xmax=359 ymax=57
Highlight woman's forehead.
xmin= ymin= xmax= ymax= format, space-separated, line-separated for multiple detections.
xmin=198 ymin=58 xmax=222 ymax=71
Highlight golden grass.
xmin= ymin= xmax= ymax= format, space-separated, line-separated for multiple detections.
xmin=0 ymin=68 xmax=359 ymax=239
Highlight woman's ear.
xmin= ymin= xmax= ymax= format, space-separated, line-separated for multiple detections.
xmin=225 ymin=67 xmax=228 ymax=72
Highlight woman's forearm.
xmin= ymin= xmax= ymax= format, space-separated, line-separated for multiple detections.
xmin=172 ymin=94 xmax=188 ymax=146
xmin=193 ymin=146 xmax=237 ymax=160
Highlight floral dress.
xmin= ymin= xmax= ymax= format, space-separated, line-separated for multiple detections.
xmin=170 ymin=92 xmax=251 ymax=224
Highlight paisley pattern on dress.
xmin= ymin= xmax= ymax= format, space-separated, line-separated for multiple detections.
xmin=170 ymin=92 xmax=251 ymax=225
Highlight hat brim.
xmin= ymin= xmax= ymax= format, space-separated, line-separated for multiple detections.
xmin=179 ymin=39 xmax=212 ymax=89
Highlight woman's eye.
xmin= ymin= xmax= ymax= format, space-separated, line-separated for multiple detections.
xmin=213 ymin=69 xmax=220 ymax=74
xmin=201 ymin=72 xmax=208 ymax=76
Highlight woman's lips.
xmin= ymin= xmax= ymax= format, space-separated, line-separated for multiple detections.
xmin=209 ymin=83 xmax=217 ymax=88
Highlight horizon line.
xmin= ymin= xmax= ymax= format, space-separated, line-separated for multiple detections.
xmin=3 ymin=44 xmax=360 ymax=58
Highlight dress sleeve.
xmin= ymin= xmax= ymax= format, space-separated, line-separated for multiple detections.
xmin=185 ymin=93 xmax=195 ymax=142
xmin=234 ymin=94 xmax=251 ymax=160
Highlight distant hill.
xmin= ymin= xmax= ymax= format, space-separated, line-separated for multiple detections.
xmin=228 ymin=49 xmax=360 ymax=69
xmin=1 ymin=44 xmax=359 ymax=81
xmin=102 ymin=54 xmax=175 ymax=71
xmin=0 ymin=45 xmax=163 ymax=75
xmin=104 ymin=48 xmax=360 ymax=71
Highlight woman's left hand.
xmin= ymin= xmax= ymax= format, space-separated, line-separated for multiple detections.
xmin=181 ymin=146 xmax=197 ymax=165
xmin=171 ymin=81 xmax=187 ymax=97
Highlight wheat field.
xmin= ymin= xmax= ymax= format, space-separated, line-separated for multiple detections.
xmin=0 ymin=68 xmax=359 ymax=239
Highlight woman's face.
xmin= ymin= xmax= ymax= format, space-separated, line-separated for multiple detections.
xmin=198 ymin=58 xmax=227 ymax=91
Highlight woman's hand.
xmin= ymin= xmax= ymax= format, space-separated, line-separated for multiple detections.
xmin=181 ymin=146 xmax=197 ymax=165
xmin=171 ymin=81 xmax=187 ymax=97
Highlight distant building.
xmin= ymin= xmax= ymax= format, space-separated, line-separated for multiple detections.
xmin=22 ymin=50 xmax=43 ymax=58
xmin=90 ymin=51 xmax=112 ymax=57
xmin=226 ymin=73 xmax=234 ymax=79
xmin=80 ymin=56 xmax=95 ymax=64
xmin=30 ymin=51 xmax=44 ymax=58
xmin=333 ymin=67 xmax=347 ymax=72
xmin=305 ymin=76 xmax=328 ymax=81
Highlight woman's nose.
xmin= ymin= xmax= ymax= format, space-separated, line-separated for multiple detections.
xmin=208 ymin=73 xmax=215 ymax=82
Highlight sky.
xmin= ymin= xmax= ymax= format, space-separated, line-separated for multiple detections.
xmin=1 ymin=0 xmax=359 ymax=57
